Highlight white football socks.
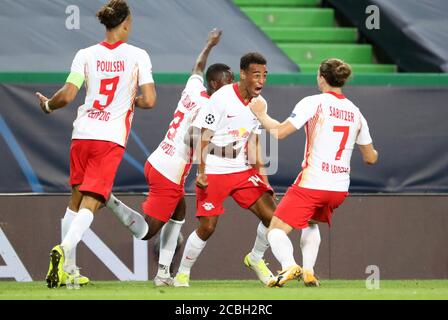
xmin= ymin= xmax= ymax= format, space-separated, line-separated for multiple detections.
xmin=157 ymin=219 xmax=185 ymax=277
xmin=61 ymin=208 xmax=94 ymax=254
xmin=177 ymin=230 xmax=207 ymax=275
xmin=300 ymin=224 xmax=321 ymax=274
xmin=106 ymin=193 xmax=149 ymax=240
xmin=249 ymin=222 xmax=270 ymax=263
xmin=267 ymin=228 xmax=297 ymax=270
xmin=61 ymin=208 xmax=77 ymax=273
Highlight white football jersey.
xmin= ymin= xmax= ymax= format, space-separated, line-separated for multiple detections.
xmin=70 ymin=41 xmax=154 ymax=147
xmin=288 ymin=91 xmax=373 ymax=192
xmin=193 ymin=83 xmax=263 ymax=174
xmin=147 ymin=75 xmax=208 ymax=185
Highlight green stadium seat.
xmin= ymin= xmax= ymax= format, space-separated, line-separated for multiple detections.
xmin=278 ymin=43 xmax=373 ymax=64
xmin=239 ymin=8 xmax=334 ymax=27
xmin=262 ymin=27 xmax=357 ymax=43
xmin=234 ymin=0 xmax=320 ymax=7
xmin=298 ymin=63 xmax=397 ymax=73
xmin=236 ymin=1 xmax=397 ymax=73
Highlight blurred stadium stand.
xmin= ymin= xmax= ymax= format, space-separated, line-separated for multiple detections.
xmin=1 ymin=0 xmax=448 ymax=282
xmin=235 ymin=0 xmax=397 ymax=73
xmin=1 ymin=0 xmax=448 ymax=194
xmin=327 ymin=0 xmax=448 ymax=72
xmin=0 ymin=0 xmax=298 ymax=73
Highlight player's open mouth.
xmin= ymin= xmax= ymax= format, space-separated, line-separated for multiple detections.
xmin=254 ymin=86 xmax=263 ymax=94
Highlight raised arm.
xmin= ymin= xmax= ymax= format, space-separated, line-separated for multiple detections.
xmin=35 ymin=83 xmax=79 ymax=114
xmin=249 ymin=97 xmax=297 ymax=140
xmin=192 ymin=28 xmax=222 ymax=76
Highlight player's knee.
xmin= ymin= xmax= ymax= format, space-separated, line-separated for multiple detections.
xmin=141 ymin=226 xmax=160 ymax=241
xmin=171 ymin=210 xmax=186 ymax=221
xmin=261 ymin=216 xmax=271 ymax=228
xmin=140 ymin=228 xmax=153 ymax=241
xmin=203 ymin=224 xmax=216 ymax=236
xmin=140 ymin=230 xmax=151 ymax=241
xmin=140 ymin=216 xmax=161 ymax=241
xmin=198 ymin=222 xmax=216 ymax=238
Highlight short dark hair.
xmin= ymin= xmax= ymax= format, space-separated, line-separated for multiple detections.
xmin=319 ymin=58 xmax=352 ymax=87
xmin=96 ymin=0 xmax=130 ymax=30
xmin=205 ymin=63 xmax=232 ymax=83
xmin=240 ymin=52 xmax=267 ymax=70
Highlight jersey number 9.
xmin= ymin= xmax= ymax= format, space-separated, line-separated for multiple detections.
xmin=93 ymin=76 xmax=120 ymax=111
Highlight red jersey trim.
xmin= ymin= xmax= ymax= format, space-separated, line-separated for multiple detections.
xmin=295 ymin=124 xmax=311 ymax=186
xmin=233 ymin=83 xmax=251 ymax=106
xmin=200 ymin=91 xmax=210 ymax=99
xmin=180 ymin=162 xmax=192 ymax=186
xmin=124 ymin=109 xmax=132 ymax=144
xmin=124 ymin=93 xmax=135 ymax=145
xmin=294 ymin=104 xmax=322 ymax=186
xmin=100 ymin=41 xmax=124 ymax=50
xmin=326 ymin=91 xmax=346 ymax=99
xmin=294 ymin=172 xmax=303 ymax=185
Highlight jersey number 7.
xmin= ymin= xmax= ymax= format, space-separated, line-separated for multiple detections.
xmin=93 ymin=76 xmax=120 ymax=111
xmin=333 ymin=126 xmax=349 ymax=160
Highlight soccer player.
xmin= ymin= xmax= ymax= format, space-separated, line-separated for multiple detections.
xmin=248 ymin=58 xmax=378 ymax=287
xmin=36 ymin=0 xmax=156 ymax=288
xmin=173 ymin=52 xmax=277 ymax=287
xmin=104 ymin=29 xmax=234 ymax=286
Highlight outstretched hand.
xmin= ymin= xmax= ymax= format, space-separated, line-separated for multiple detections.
xmin=35 ymin=92 xmax=51 ymax=114
xmin=207 ymin=28 xmax=222 ymax=47
xmin=248 ymin=97 xmax=267 ymax=118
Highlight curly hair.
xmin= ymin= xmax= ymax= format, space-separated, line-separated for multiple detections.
xmin=319 ymin=58 xmax=352 ymax=87
xmin=205 ymin=63 xmax=232 ymax=83
xmin=240 ymin=52 xmax=267 ymax=70
xmin=96 ymin=0 xmax=130 ymax=30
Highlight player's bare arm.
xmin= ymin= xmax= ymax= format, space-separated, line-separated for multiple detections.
xmin=135 ymin=83 xmax=156 ymax=109
xmin=249 ymin=97 xmax=297 ymax=140
xmin=192 ymin=28 xmax=222 ymax=76
xmin=196 ymin=128 xmax=214 ymax=189
xmin=35 ymin=82 xmax=79 ymax=114
xmin=250 ymin=135 xmax=269 ymax=184
xmin=358 ymin=143 xmax=378 ymax=165
xmin=250 ymin=134 xmax=278 ymax=200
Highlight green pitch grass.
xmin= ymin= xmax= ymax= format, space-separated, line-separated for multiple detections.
xmin=0 ymin=280 xmax=447 ymax=300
